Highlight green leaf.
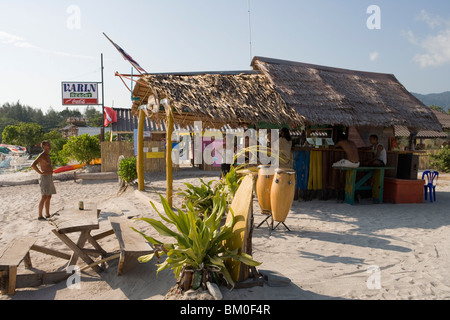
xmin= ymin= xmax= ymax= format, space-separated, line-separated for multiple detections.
xmin=237 ymin=253 xmax=262 ymax=267
xmin=131 ymin=227 xmax=162 ymax=245
xmin=138 ymin=253 xmax=156 ymax=263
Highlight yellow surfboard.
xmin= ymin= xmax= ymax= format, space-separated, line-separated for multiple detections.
xmin=224 ymin=173 xmax=255 ymax=282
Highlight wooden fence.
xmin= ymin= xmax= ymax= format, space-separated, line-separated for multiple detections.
xmin=101 ymin=141 xmax=179 ymax=173
xmin=418 ymin=149 xmax=440 ymax=171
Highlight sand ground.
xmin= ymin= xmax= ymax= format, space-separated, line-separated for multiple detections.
xmin=1 ymin=166 xmax=449 ymax=300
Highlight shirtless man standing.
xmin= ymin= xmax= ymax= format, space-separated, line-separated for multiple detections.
xmin=31 ymin=140 xmax=56 ymax=220
xmin=332 ymin=134 xmax=360 ymax=168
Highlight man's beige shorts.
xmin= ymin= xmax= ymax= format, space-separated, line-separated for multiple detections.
xmin=40 ymin=174 xmax=56 ymax=195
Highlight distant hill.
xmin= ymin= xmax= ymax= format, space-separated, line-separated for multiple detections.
xmin=411 ymin=91 xmax=450 ymax=111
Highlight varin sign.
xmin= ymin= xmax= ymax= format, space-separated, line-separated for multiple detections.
xmin=62 ymin=82 xmax=100 ymax=105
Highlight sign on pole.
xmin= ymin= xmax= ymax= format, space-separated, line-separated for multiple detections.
xmin=62 ymin=82 xmax=101 ymax=105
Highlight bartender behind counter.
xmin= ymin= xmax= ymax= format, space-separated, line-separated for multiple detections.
xmin=332 ymin=132 xmax=360 ymax=168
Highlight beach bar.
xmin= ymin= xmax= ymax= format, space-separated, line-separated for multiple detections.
xmin=250 ymin=57 xmax=443 ymax=203
xmin=123 ymin=56 xmax=442 ymax=205
xmin=126 ymin=67 xmax=304 ymax=205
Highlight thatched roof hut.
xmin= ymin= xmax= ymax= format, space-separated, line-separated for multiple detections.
xmin=131 ymin=70 xmax=304 ymax=129
xmin=251 ymin=57 xmax=442 ymax=132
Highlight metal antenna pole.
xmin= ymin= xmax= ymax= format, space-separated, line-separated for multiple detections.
xmin=248 ymin=0 xmax=253 ymax=62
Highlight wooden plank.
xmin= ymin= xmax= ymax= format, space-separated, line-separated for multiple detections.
xmin=0 ymin=238 xmax=37 ymax=269
xmin=109 ymin=217 xmax=154 ymax=253
xmin=15 ymin=271 xmax=70 ymax=289
xmin=336 ymin=166 xmax=395 ymax=171
xmin=23 ymin=252 xmax=32 ymax=269
xmin=355 ymin=171 xmax=374 ymax=189
xmin=373 ymin=168 xmax=385 ymax=203
xmin=224 ymin=174 xmax=255 ymax=282
xmin=8 ymin=265 xmax=17 ymax=295
xmin=92 ymin=229 xmax=115 ymax=240
xmin=146 ymin=152 xmax=165 ymax=159
xmin=30 ymin=245 xmax=71 ymax=260
xmin=80 ymin=253 xmax=120 ymax=272
xmin=52 ymin=230 xmax=103 ymax=273
xmin=75 ymin=172 xmax=118 ymax=180
xmin=344 ymin=170 xmax=357 ymax=205
xmin=50 ymin=206 xmax=99 ymax=233
xmin=86 ymin=234 xmax=107 ymax=256
xmin=166 ymin=107 xmax=174 ymax=207
xmin=109 ymin=217 xmax=153 ymax=275
xmin=137 ymin=108 xmax=145 ymax=191
xmin=0 ymin=271 xmax=7 ymax=295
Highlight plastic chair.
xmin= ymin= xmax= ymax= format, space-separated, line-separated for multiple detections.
xmin=422 ymin=171 xmax=439 ymax=202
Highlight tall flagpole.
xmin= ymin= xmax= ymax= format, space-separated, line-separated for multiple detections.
xmin=101 ymin=53 xmax=105 ymax=141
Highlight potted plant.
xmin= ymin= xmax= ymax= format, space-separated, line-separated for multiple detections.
xmin=133 ymin=192 xmax=261 ymax=291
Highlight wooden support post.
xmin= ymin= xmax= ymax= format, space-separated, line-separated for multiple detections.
xmin=166 ymin=106 xmax=174 ymax=207
xmin=344 ymin=170 xmax=357 ymax=205
xmin=372 ymin=168 xmax=385 ymax=203
xmin=7 ymin=265 xmax=17 ymax=295
xmin=137 ymin=108 xmax=145 ymax=191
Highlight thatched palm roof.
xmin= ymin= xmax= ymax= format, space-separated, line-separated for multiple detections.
xmin=131 ymin=71 xmax=304 ymax=128
xmin=252 ymin=56 xmax=442 ymax=132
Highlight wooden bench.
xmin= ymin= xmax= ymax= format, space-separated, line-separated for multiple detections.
xmin=0 ymin=238 xmax=36 ymax=295
xmin=0 ymin=238 xmax=72 ymax=295
xmin=109 ymin=217 xmax=154 ymax=276
xmin=333 ymin=166 xmax=395 ymax=205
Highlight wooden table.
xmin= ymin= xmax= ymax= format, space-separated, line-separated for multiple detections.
xmin=50 ymin=203 xmax=108 ymax=273
xmin=333 ymin=167 xmax=395 ymax=205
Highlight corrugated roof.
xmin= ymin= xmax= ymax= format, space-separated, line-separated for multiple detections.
xmin=432 ymin=109 xmax=450 ymax=129
xmin=394 ymin=110 xmax=450 ymax=138
xmin=394 ymin=126 xmax=448 ymax=139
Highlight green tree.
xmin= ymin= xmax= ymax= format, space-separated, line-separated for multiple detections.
xmin=0 ymin=117 xmax=18 ymax=143
xmin=61 ymin=134 xmax=101 ymax=164
xmin=2 ymin=122 xmax=44 ymax=153
xmin=43 ymin=130 xmax=69 ymax=166
xmin=40 ymin=108 xmax=65 ymax=132
xmin=84 ymin=106 xmax=103 ymax=127
xmin=429 ymin=105 xmax=445 ymax=112
xmin=429 ymin=146 xmax=450 ymax=173
xmin=1 ymin=125 xmax=19 ymax=145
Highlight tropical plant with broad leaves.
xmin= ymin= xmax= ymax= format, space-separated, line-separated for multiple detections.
xmin=177 ymin=178 xmax=216 ymax=216
xmin=133 ymin=192 xmax=260 ymax=289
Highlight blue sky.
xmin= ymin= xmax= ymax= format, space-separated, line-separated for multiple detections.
xmin=1 ymin=0 xmax=449 ymax=113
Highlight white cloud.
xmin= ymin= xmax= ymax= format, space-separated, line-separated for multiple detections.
xmin=412 ymin=29 xmax=450 ymax=67
xmin=416 ymin=10 xmax=449 ymax=29
xmin=402 ymin=29 xmax=419 ymax=46
xmin=0 ymin=31 xmax=28 ymax=45
xmin=0 ymin=30 xmax=94 ymax=60
xmin=369 ymin=51 xmax=379 ymax=62
xmin=406 ymin=11 xmax=450 ymax=68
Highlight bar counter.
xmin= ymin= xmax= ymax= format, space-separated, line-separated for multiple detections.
xmin=291 ymin=147 xmax=424 ymax=202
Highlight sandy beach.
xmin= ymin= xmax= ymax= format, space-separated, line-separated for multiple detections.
xmin=1 ymin=166 xmax=450 ymax=301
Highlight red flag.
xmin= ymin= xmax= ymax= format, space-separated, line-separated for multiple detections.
xmin=104 ymin=107 xmax=117 ymax=127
